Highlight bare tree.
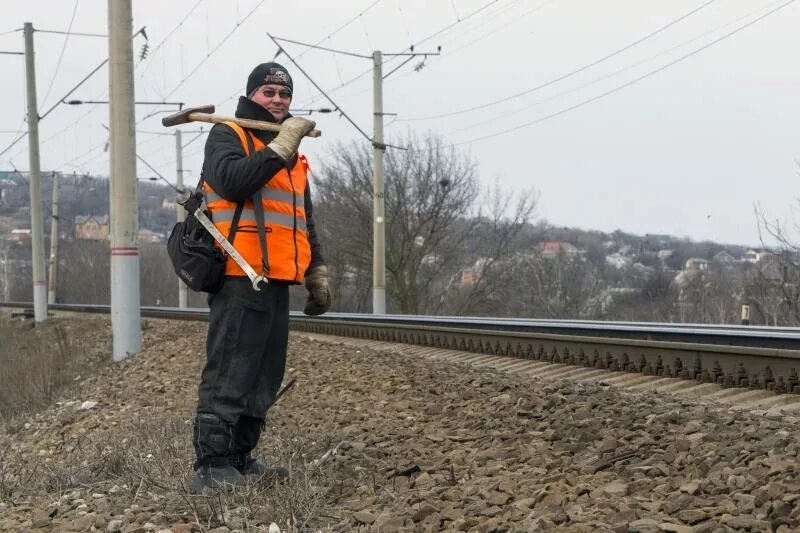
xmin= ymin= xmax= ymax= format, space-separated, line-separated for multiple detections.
xmin=313 ymin=133 xmax=537 ymax=315
xmin=59 ymin=240 xmax=111 ymax=304
xmin=498 ymin=249 xmax=603 ymax=319
xmin=445 ymin=180 xmax=538 ymax=316
xmin=752 ymin=202 xmax=800 ymax=325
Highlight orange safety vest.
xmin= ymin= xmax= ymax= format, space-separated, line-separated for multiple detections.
xmin=203 ymin=121 xmax=312 ymax=283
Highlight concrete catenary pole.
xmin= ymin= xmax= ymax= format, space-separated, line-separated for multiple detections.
xmin=372 ymin=50 xmax=386 ymax=314
xmin=48 ymin=171 xmax=59 ymax=304
xmin=108 ymin=0 xmax=140 ymax=360
xmin=175 ymin=129 xmax=188 ymax=308
xmin=23 ymin=22 xmax=48 ymax=322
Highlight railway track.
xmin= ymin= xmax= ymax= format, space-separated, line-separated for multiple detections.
xmin=3 ymin=301 xmax=800 ymax=395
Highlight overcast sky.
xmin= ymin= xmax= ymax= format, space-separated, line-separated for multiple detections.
xmin=1 ymin=0 xmax=798 ymax=247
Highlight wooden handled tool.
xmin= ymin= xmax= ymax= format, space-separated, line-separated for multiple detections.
xmin=162 ymin=105 xmax=321 ymax=137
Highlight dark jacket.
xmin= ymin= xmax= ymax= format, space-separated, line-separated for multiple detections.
xmin=201 ymin=97 xmax=323 ymax=268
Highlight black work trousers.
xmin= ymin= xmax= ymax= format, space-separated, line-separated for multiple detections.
xmin=193 ymin=276 xmax=289 ymax=468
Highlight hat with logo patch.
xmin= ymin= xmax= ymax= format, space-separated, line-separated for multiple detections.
xmin=246 ymin=62 xmax=293 ymax=97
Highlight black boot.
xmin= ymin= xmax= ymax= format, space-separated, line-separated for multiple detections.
xmin=188 ymin=464 xmax=246 ymax=494
xmin=237 ymin=456 xmax=289 ymax=480
xmin=191 ymin=412 xmax=246 ymax=492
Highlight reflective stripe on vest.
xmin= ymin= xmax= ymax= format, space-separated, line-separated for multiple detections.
xmin=203 ymin=121 xmax=312 ymax=283
xmin=205 ymin=188 xmax=304 ymax=209
xmin=212 ymin=208 xmax=308 ymax=232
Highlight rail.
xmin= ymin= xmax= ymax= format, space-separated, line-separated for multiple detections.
xmin=2 ymin=302 xmax=799 ymax=394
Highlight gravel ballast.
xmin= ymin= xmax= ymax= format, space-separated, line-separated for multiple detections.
xmin=0 ymin=314 xmax=798 ymax=532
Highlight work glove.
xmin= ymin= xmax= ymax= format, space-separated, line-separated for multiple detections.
xmin=267 ymin=117 xmax=316 ymax=162
xmin=303 ymin=264 xmax=331 ymax=316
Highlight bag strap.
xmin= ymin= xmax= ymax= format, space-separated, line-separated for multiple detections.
xmin=226 ymin=202 xmax=245 ymax=245
xmin=252 ymin=189 xmax=270 ymax=275
xmin=242 ymin=128 xmax=268 ymax=273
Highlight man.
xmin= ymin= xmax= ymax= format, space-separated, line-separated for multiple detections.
xmin=189 ymin=62 xmax=331 ymax=493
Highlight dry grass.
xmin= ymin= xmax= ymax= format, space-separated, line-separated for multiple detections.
xmin=0 ymin=318 xmax=81 ymax=422
xmin=0 ymin=316 xmax=340 ymax=531
xmin=0 ymin=405 xmax=337 ymax=531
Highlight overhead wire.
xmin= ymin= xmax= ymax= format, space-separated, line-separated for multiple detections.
xmin=401 ymin=0 xmax=720 ymax=122
xmin=40 ymin=0 xmax=79 ymax=109
xmin=160 ymin=0 xmax=269 ymax=101
xmin=33 ymin=29 xmax=105 ymax=38
xmin=297 ymin=0 xmax=511 ymax=109
xmin=439 ymin=0 xmax=557 ymax=58
xmin=296 ymin=0 xmax=384 ymax=59
xmin=133 ymin=0 xmax=271 ymax=167
xmin=435 ymin=0 xmax=525 ymax=49
xmin=447 ymin=0 xmax=789 ymax=136
xmin=452 ymin=0 xmax=798 ymax=146
xmin=379 ymin=0 xmax=552 ymax=88
xmin=413 ymin=0 xmax=509 ymax=47
xmin=267 ymin=33 xmax=373 ymax=143
xmin=138 ymin=0 xmax=203 ymax=77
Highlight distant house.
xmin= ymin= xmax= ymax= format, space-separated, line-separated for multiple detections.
xmin=742 ymin=249 xmax=771 ymax=264
xmin=713 ymin=251 xmax=738 ymax=265
xmin=461 ymin=268 xmax=482 ymax=286
xmin=605 ymin=252 xmax=632 ymax=270
xmin=632 ymin=262 xmax=656 ymax=279
xmin=657 ymin=249 xmax=674 ymax=260
xmin=161 ymin=197 xmax=177 ymax=209
xmin=537 ymin=241 xmax=579 ymax=259
xmin=684 ymin=258 xmax=710 ymax=272
xmin=421 ymin=253 xmax=441 ymax=266
xmin=9 ymin=228 xmax=31 ymax=242
xmin=586 ymin=287 xmax=640 ymax=315
xmin=75 ymin=215 xmax=110 ymax=240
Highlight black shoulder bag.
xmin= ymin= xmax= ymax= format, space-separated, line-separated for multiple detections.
xmin=167 ymin=178 xmax=244 ymax=294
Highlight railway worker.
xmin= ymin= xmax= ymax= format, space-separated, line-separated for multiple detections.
xmin=189 ymin=62 xmax=331 ymax=493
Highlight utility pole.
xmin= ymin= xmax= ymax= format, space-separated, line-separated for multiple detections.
xmin=372 ymin=51 xmax=386 ymax=315
xmin=175 ymin=128 xmax=188 ymax=308
xmin=23 ymin=22 xmax=47 ymax=322
xmin=48 ymin=171 xmax=59 ymax=304
xmin=108 ymin=0 xmax=140 ymax=360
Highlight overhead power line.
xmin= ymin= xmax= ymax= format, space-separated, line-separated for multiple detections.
xmin=1 ymin=27 xmax=146 ymax=164
xmin=453 ymin=0 xmax=798 ymax=146
xmin=297 ymin=0 xmax=384 ymax=59
xmin=138 ymin=0 xmax=203 ymax=76
xmin=34 ymin=29 xmax=106 ymax=38
xmin=402 ymin=0 xmax=719 ymax=122
xmin=296 ymin=0 xmax=516 ymax=109
xmin=448 ymin=0 xmax=788 ymax=136
xmin=230 ymin=0 xmax=386 ymax=109
xmin=414 ymin=0 xmax=508 ymax=47
xmin=439 ymin=0 xmax=557 ymax=57
xmin=268 ymin=33 xmax=373 ymax=143
xmin=0 ymin=133 xmax=26 ymax=159
xmin=41 ymin=0 xmax=79 ymax=108
xmin=161 ymin=0 xmax=268 ymax=101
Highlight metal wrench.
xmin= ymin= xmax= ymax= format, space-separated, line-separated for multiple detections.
xmin=178 ymin=189 xmax=267 ymax=291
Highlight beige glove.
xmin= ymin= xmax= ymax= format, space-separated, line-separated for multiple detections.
xmin=267 ymin=117 xmax=316 ymax=161
xmin=303 ymin=264 xmax=331 ymax=316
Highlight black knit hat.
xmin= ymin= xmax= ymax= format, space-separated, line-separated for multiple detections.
xmin=246 ymin=62 xmax=293 ymax=96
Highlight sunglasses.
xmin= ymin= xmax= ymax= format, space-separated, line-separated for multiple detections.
xmin=260 ymin=87 xmax=292 ymax=99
